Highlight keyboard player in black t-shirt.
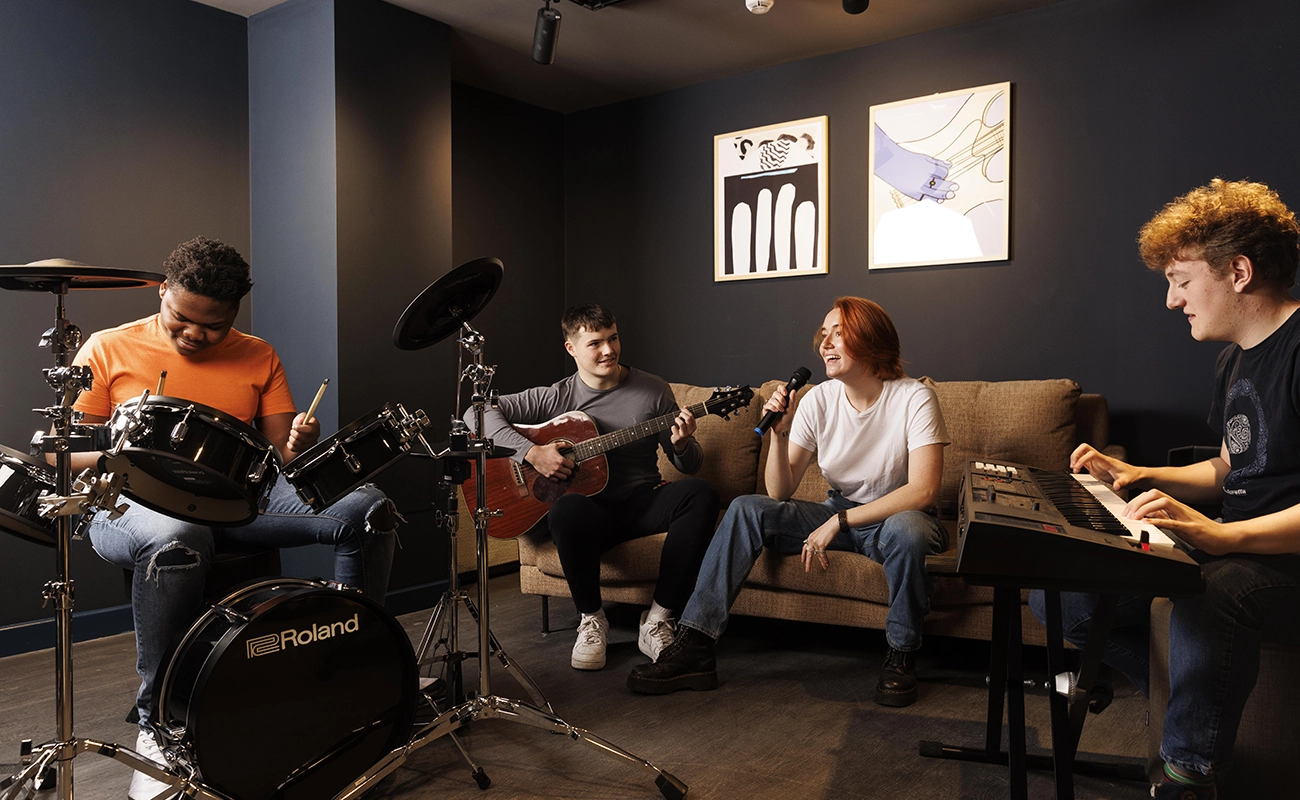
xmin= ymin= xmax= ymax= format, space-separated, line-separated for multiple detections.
xmin=1032 ymin=179 xmax=1300 ymax=800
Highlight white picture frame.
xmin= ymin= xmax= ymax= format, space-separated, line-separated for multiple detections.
xmin=868 ymin=82 xmax=1010 ymax=270
xmin=714 ymin=115 xmax=828 ymax=282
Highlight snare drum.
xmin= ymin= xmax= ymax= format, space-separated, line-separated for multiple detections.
xmin=284 ymin=403 xmax=425 ymax=512
xmin=155 ymin=578 xmax=417 ymax=800
xmin=0 ymin=444 xmax=56 ymax=546
xmin=104 ymin=396 xmax=280 ymax=526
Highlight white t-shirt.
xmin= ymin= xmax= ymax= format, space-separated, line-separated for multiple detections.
xmin=789 ymin=377 xmax=949 ymax=505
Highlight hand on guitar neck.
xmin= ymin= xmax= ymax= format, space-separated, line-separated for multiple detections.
xmin=668 ymin=407 xmax=699 ymax=454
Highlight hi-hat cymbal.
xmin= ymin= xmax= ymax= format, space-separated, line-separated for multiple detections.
xmin=0 ymin=259 xmax=164 ymax=291
xmin=392 ymin=257 xmax=503 ymax=350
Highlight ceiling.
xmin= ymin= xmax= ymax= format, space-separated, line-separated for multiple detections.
xmin=195 ymin=0 xmax=1065 ymax=113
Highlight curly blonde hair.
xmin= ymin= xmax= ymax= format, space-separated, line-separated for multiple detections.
xmin=1138 ymin=178 xmax=1299 ymax=288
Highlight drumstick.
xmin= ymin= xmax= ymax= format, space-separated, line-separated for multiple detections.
xmin=155 ymin=371 xmax=167 ymax=396
xmin=305 ymin=378 xmax=329 ymax=422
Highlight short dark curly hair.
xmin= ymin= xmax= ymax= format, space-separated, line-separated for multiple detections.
xmin=162 ymin=237 xmax=253 ymax=304
xmin=1138 ymin=179 xmax=1300 ymax=289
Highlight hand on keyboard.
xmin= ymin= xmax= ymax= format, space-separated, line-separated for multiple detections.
xmin=1126 ymin=489 xmax=1227 ymax=554
xmin=1070 ymin=443 xmax=1145 ymax=492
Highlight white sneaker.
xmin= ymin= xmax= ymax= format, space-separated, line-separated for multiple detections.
xmin=571 ymin=613 xmax=608 ymax=670
xmin=128 ymin=728 xmax=173 ymax=800
xmin=638 ymin=611 xmax=678 ymax=661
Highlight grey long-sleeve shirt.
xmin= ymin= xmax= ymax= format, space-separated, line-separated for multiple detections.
xmin=468 ymin=367 xmax=703 ymax=503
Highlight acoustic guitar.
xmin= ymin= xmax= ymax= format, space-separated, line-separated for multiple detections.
xmin=464 ymin=386 xmax=754 ymax=539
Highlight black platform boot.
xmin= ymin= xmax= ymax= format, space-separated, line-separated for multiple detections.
xmin=626 ymin=626 xmax=718 ymax=695
xmin=875 ymin=646 xmax=918 ymax=707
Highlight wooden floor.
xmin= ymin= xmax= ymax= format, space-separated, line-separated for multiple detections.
xmin=0 ymin=574 xmax=1153 ymax=799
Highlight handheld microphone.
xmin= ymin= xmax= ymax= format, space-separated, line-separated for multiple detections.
xmin=754 ymin=367 xmax=812 ymax=435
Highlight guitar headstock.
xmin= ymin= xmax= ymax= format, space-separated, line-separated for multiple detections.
xmin=704 ymin=385 xmax=754 ymax=420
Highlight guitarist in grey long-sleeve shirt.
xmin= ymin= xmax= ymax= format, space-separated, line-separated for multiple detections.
xmin=472 ymin=304 xmax=720 ymax=670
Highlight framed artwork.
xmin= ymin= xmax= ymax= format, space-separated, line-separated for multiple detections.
xmin=867 ymin=82 xmax=1010 ymax=270
xmin=715 ymin=115 xmax=828 ymax=282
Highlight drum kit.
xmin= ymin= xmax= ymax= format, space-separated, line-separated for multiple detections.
xmin=0 ymin=257 xmax=687 ymax=800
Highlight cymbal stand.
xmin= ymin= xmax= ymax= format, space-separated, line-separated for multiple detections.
xmin=0 ymin=287 xmax=230 ymax=800
xmin=334 ymin=321 xmax=687 ymax=800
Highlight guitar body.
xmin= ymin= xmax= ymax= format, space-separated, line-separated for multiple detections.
xmin=463 ymin=411 xmax=610 ymax=540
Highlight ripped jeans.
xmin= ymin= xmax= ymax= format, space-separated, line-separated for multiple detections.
xmin=89 ymin=474 xmax=397 ymax=725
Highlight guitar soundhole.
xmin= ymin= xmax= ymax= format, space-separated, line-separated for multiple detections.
xmin=532 ymin=474 xmax=573 ymax=504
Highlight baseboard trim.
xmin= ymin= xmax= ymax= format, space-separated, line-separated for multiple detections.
xmin=0 ymin=604 xmax=135 ymax=658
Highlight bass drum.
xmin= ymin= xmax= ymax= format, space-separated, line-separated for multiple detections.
xmin=155 ymin=578 xmax=417 ymax=800
xmin=0 ymin=444 xmax=56 ymax=546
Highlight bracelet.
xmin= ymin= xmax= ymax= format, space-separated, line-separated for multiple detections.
xmin=837 ymin=509 xmax=850 ymax=535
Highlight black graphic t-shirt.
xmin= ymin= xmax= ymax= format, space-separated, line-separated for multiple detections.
xmin=1210 ymin=308 xmax=1300 ymax=522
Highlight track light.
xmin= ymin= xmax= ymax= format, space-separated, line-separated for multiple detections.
xmin=843 ymin=0 xmax=869 ymax=13
xmin=533 ymin=1 xmax=561 ymax=65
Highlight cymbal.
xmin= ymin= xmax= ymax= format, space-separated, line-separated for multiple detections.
xmin=392 ymin=257 xmax=502 ymax=350
xmin=0 ymin=259 xmax=164 ymax=291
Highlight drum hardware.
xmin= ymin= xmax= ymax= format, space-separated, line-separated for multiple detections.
xmin=347 ymin=258 xmax=688 ymax=800
xmin=0 ymin=263 xmax=229 ymax=800
xmin=168 ymin=406 xmax=194 ymax=445
xmin=37 ymin=469 xmax=130 ymax=527
xmin=104 ymin=389 xmax=153 ymax=456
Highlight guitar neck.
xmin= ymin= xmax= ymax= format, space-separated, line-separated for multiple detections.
xmin=570 ymin=399 xmax=709 ymax=462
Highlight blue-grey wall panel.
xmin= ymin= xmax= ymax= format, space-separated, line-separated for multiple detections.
xmin=0 ymin=0 xmax=249 ymax=626
xmin=249 ymin=0 xmax=341 ymax=435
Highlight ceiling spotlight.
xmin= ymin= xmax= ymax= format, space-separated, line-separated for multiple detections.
xmin=533 ymin=1 xmax=561 ymax=65
xmin=843 ymin=0 xmax=869 ymax=12
xmin=746 ymin=0 xmax=774 ymax=14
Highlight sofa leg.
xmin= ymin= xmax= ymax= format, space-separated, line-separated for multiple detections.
xmin=541 ymin=595 xmax=550 ymax=635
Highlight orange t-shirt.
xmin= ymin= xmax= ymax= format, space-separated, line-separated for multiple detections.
xmin=72 ymin=315 xmax=297 ymax=424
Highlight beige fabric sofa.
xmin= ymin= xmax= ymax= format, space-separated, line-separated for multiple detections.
xmin=517 ymin=378 xmax=1122 ymax=648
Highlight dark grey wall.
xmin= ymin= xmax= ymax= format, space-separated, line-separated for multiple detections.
xmin=450 ymin=84 xmax=568 ymax=398
xmin=562 ymin=0 xmax=1292 ymax=467
xmin=335 ymin=0 xmax=453 ymax=424
xmin=0 ymin=0 xmax=250 ymax=628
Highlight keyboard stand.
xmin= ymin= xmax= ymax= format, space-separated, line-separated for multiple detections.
xmin=920 ymin=583 xmax=1147 ymax=800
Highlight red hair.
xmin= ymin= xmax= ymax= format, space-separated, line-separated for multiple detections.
xmin=814 ymin=297 xmax=904 ymax=380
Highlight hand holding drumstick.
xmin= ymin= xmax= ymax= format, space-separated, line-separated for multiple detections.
xmin=287 ymin=379 xmax=328 ymax=456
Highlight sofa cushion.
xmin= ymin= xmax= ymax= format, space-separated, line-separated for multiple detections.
xmin=658 ymin=382 xmax=764 ymax=507
xmin=921 ymin=377 xmax=1080 ymax=511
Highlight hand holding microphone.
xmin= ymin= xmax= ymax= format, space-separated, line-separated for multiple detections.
xmin=755 ymin=367 xmax=812 ymax=435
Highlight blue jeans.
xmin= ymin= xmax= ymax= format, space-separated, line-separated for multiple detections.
xmin=1032 ymin=553 xmax=1300 ymax=774
xmin=1028 ymin=590 xmax=1154 ymax=696
xmin=89 ymin=474 xmax=398 ymax=725
xmin=679 ymin=491 xmax=948 ymax=651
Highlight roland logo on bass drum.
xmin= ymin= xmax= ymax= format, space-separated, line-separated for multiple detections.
xmin=245 ymin=613 xmax=360 ymax=658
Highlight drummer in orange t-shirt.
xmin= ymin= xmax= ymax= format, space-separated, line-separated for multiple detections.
xmin=71 ymin=237 xmax=399 ymax=800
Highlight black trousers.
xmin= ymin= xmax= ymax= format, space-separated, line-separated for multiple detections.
xmin=548 ymin=478 xmax=721 ymax=615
